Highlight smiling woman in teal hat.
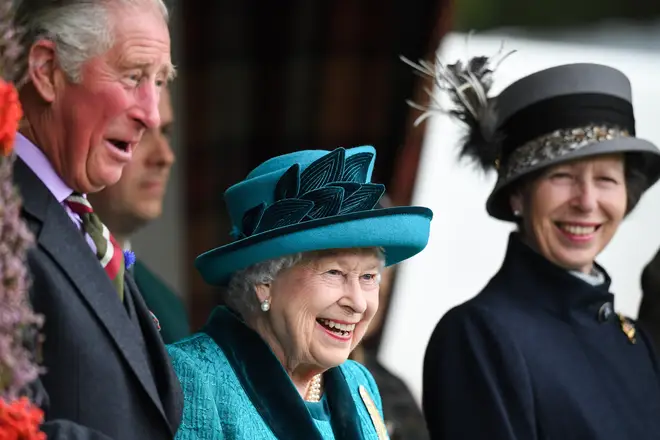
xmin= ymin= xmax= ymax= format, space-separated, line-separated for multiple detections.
xmin=167 ymin=146 xmax=433 ymax=440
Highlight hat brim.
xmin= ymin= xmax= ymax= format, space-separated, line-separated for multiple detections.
xmin=195 ymin=206 xmax=433 ymax=286
xmin=486 ymin=137 xmax=660 ymax=222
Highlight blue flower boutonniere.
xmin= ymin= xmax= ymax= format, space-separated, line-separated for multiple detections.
xmin=123 ymin=250 xmax=136 ymax=270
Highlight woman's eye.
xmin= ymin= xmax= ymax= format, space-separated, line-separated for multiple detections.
xmin=361 ymin=273 xmax=380 ymax=283
xmin=326 ymin=270 xmax=343 ymax=277
xmin=598 ymin=176 xmax=619 ymax=184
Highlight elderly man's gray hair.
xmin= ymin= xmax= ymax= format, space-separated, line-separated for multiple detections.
xmin=14 ymin=0 xmax=169 ymax=84
xmin=225 ymin=248 xmax=386 ymax=320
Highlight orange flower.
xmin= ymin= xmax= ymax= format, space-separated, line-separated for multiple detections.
xmin=0 ymin=79 xmax=22 ymax=157
xmin=0 ymin=397 xmax=46 ymax=440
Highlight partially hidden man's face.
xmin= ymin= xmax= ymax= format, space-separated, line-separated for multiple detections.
xmin=89 ymin=87 xmax=175 ymax=234
xmin=27 ymin=3 xmax=172 ymax=194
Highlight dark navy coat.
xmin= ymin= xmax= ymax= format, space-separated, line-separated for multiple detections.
xmin=423 ymin=233 xmax=660 ymax=440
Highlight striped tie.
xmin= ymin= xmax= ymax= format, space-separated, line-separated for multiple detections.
xmin=65 ymin=193 xmax=125 ymax=302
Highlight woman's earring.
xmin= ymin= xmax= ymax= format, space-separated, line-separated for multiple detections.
xmin=513 ymin=209 xmax=521 ymax=217
xmin=260 ymin=298 xmax=271 ymax=312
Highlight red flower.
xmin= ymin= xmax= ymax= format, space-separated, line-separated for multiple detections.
xmin=0 ymin=397 xmax=46 ymax=440
xmin=0 ymin=79 xmax=22 ymax=157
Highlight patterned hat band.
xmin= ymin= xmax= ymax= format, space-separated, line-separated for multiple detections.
xmin=500 ymin=124 xmax=631 ymax=181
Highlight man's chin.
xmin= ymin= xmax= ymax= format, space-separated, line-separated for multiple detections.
xmin=134 ymin=204 xmax=163 ymax=223
xmin=87 ymin=168 xmax=127 ymax=193
xmin=78 ymin=180 xmax=111 ymax=195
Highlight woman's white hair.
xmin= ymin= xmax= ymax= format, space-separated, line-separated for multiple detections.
xmin=15 ymin=0 xmax=169 ymax=84
xmin=225 ymin=248 xmax=386 ymax=320
xmin=225 ymin=253 xmax=304 ymax=319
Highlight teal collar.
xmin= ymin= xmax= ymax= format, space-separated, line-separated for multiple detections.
xmin=202 ymin=306 xmax=365 ymax=440
xmin=306 ymin=394 xmax=331 ymax=422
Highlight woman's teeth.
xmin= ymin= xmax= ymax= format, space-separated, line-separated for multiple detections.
xmin=558 ymin=224 xmax=597 ymax=235
xmin=317 ymin=318 xmax=356 ymax=335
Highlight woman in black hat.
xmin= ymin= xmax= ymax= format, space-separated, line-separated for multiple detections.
xmin=405 ymin=51 xmax=660 ymax=439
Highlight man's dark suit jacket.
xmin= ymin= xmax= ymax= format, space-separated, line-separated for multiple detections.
xmin=14 ymin=158 xmax=183 ymax=439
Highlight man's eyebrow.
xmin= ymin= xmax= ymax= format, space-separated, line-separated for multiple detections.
xmin=129 ymin=61 xmax=177 ymax=81
xmin=164 ymin=63 xmax=177 ymax=82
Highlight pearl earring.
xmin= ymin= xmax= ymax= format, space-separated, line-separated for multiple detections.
xmin=260 ymin=298 xmax=270 ymax=312
xmin=513 ymin=209 xmax=521 ymax=217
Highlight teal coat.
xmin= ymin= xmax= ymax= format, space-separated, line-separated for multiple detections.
xmin=167 ymin=306 xmax=389 ymax=439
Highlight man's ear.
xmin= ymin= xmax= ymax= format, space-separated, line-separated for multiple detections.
xmin=254 ymin=283 xmax=271 ymax=304
xmin=27 ymin=40 xmax=60 ymax=103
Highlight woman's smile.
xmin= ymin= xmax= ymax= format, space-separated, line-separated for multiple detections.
xmin=554 ymin=221 xmax=603 ymax=244
xmin=316 ymin=318 xmax=357 ymax=342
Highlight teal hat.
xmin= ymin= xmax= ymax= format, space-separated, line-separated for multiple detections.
xmin=196 ymin=146 xmax=433 ymax=286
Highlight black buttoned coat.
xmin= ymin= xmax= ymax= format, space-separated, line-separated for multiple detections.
xmin=423 ymin=233 xmax=660 ymax=440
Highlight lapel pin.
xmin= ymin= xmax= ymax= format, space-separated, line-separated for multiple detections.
xmin=149 ymin=310 xmax=161 ymax=332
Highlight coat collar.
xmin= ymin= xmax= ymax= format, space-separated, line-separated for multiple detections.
xmin=493 ymin=232 xmax=614 ymax=323
xmin=202 ymin=306 xmax=366 ymax=440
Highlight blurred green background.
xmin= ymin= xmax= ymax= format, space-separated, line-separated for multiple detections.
xmin=455 ymin=0 xmax=660 ymax=30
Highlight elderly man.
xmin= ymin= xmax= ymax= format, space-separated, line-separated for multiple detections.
xmin=12 ymin=0 xmax=182 ymax=438
xmin=89 ymin=86 xmax=190 ymax=344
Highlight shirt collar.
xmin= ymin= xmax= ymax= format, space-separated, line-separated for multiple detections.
xmin=570 ymin=267 xmax=607 ymax=286
xmin=14 ymin=132 xmax=74 ymax=203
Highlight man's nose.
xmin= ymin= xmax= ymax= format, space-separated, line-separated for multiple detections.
xmin=130 ymin=83 xmax=161 ymax=130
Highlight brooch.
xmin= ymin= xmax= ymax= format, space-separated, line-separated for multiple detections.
xmin=618 ymin=314 xmax=636 ymax=344
xmin=359 ymin=385 xmax=388 ymax=440
xmin=149 ymin=310 xmax=161 ymax=332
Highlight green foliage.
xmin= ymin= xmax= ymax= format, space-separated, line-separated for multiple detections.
xmin=454 ymin=0 xmax=660 ymax=31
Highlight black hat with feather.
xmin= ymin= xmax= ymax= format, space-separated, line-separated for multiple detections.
xmin=403 ymin=48 xmax=660 ymax=221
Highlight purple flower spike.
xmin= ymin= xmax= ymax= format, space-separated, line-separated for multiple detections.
xmin=0 ymin=155 xmax=44 ymax=400
xmin=123 ymin=250 xmax=136 ymax=270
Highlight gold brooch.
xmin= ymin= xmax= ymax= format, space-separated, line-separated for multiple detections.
xmin=618 ymin=314 xmax=636 ymax=344
xmin=359 ymin=385 xmax=388 ymax=440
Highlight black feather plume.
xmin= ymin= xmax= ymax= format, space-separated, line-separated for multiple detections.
xmin=401 ymin=41 xmax=515 ymax=173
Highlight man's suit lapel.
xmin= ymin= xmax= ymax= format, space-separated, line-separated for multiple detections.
xmin=125 ymin=273 xmax=183 ymax=432
xmin=14 ymin=159 xmax=171 ymax=429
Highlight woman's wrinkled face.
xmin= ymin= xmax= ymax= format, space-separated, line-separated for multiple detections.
xmin=256 ymin=249 xmax=382 ymax=371
xmin=510 ymin=154 xmax=627 ymax=273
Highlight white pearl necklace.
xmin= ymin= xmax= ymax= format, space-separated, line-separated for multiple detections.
xmin=305 ymin=374 xmax=323 ymax=402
